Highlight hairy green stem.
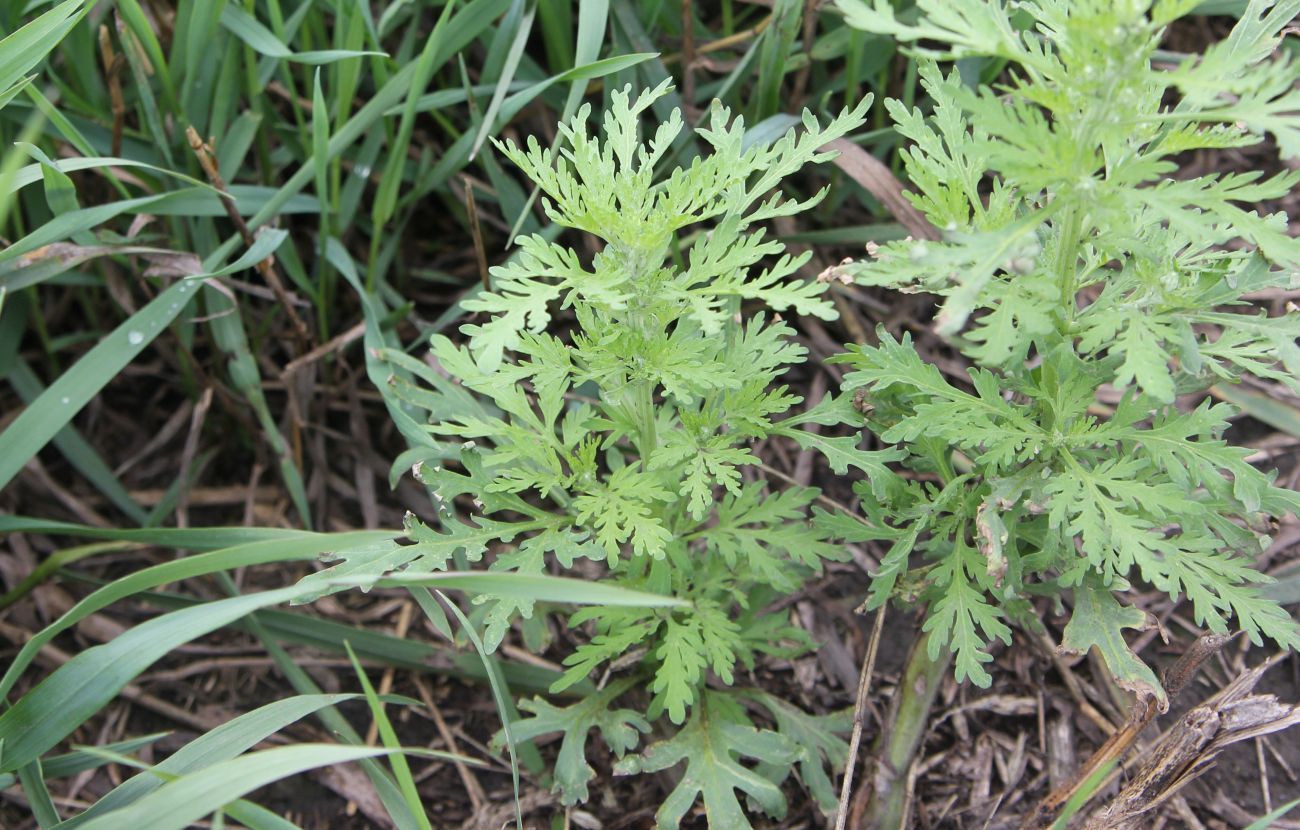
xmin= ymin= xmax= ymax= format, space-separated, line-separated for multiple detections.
xmin=635 ymin=378 xmax=658 ymax=459
xmin=862 ymin=628 xmax=952 ymax=830
xmin=1053 ymin=202 xmax=1082 ymax=330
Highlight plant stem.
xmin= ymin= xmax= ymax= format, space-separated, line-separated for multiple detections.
xmin=634 ymin=378 xmax=658 ymax=459
xmin=1054 ymin=202 xmax=1082 ymax=330
xmin=861 ymin=628 xmax=952 ymax=830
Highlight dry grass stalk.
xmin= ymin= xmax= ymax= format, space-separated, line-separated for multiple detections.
xmin=183 ymin=126 xmax=312 ymax=343
xmin=1019 ymin=633 xmax=1232 ymax=830
xmin=1084 ymin=655 xmax=1300 ymax=830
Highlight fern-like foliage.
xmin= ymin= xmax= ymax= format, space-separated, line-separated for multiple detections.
xmin=835 ymin=0 xmax=1300 ymax=702
xmin=299 ymin=83 xmax=877 ymax=827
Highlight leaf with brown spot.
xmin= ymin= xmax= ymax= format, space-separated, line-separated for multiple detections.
xmin=1061 ymin=577 xmax=1164 ymax=707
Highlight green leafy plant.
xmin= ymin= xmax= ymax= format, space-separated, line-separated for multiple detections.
xmin=298 ymin=82 xmax=888 ymax=826
xmin=833 ymin=0 xmax=1300 ymax=701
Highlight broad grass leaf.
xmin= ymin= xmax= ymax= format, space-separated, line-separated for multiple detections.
xmin=58 ymin=695 xmax=361 ymax=828
xmin=69 ymin=745 xmax=396 ymax=830
xmin=0 ymin=588 xmax=302 ymax=772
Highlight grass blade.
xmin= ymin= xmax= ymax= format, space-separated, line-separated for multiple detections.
xmin=0 ymin=540 xmax=130 ymax=611
xmin=1213 ymin=382 xmax=1300 ymax=438
xmin=244 ymin=0 xmax=511 ymax=233
xmin=219 ymin=593 xmax=427 ymax=830
xmin=372 ymin=0 xmax=457 ymax=233
xmin=18 ymin=761 xmax=60 ymax=827
xmin=564 ymin=0 xmax=610 ymax=117
xmin=69 ymin=744 xmax=395 ymax=830
xmin=5 ymin=148 xmax=218 ymax=195
xmin=219 ymin=5 xmax=384 ymax=63
xmin=0 ymin=735 xmax=168 ymax=791
xmin=34 ymin=734 xmax=169 ymax=780
xmin=5 ymin=360 xmax=147 ymax=523
xmin=0 ymin=193 xmax=176 ymax=265
xmin=0 ymin=229 xmax=286 ymax=491
xmin=435 ymin=592 xmax=528 ymax=829
xmin=0 ymin=279 xmax=196 ymax=491
xmin=0 ymin=587 xmax=303 ymax=772
xmin=0 ymin=0 xmax=90 ymax=99
xmin=1245 ymin=796 xmax=1300 ymax=830
xmin=754 ymin=0 xmax=801 ymax=119
xmin=0 ymin=530 xmax=393 ymax=701
xmin=365 ymin=571 xmax=690 ymax=608
xmin=0 ymin=516 xmax=309 ymax=547
xmin=59 ymin=695 xmax=362 ymax=828
xmin=345 ymin=645 xmax=432 ymax=830
xmin=469 ymin=3 xmax=535 ymax=160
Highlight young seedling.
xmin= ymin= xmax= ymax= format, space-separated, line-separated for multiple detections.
xmin=299 ymin=82 xmax=896 ymax=827
xmin=834 ymin=0 xmax=1300 ymax=825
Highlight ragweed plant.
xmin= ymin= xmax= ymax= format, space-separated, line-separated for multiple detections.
xmin=834 ymin=0 xmax=1300 ymax=701
xmin=298 ymin=83 xmax=895 ymax=827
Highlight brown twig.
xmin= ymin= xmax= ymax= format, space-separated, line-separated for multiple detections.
xmin=280 ymin=321 xmax=365 ymax=378
xmin=835 ymin=604 xmax=887 ymax=830
xmin=660 ymin=14 xmax=773 ymax=67
xmin=412 ymin=675 xmax=488 ymax=812
xmin=184 ymin=125 xmax=312 ymax=343
xmin=755 ymin=461 xmax=878 ymax=525
xmin=1034 ymin=628 xmax=1120 ymax=737
xmin=98 ymin=25 xmax=126 ymax=158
